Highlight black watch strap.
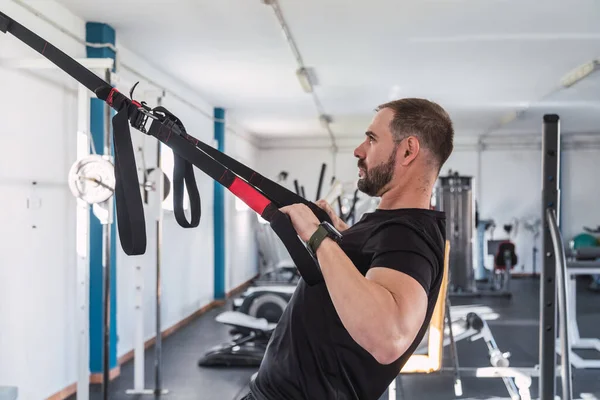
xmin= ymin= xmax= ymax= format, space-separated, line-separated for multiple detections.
xmin=308 ymin=225 xmax=330 ymax=254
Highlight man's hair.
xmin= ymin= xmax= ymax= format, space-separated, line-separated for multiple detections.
xmin=376 ymin=98 xmax=454 ymax=172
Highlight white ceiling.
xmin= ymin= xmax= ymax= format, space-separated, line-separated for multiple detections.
xmin=54 ymin=0 xmax=600 ymax=139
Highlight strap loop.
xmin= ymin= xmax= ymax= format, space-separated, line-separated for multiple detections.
xmin=173 ymin=153 xmax=201 ymax=228
xmin=112 ymin=105 xmax=147 ymax=255
xmin=266 ymin=205 xmax=323 ymax=286
xmin=153 ymin=106 xmax=202 ymax=228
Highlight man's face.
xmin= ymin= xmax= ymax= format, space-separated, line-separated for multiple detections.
xmin=353 ymin=108 xmax=399 ymax=197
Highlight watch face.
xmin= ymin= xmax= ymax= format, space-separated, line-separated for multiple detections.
xmin=322 ymin=222 xmax=342 ymax=241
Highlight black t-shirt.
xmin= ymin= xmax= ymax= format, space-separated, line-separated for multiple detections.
xmin=250 ymin=208 xmax=446 ymax=400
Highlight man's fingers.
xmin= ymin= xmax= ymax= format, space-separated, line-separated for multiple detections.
xmin=316 ymin=199 xmax=333 ymax=213
xmin=279 ymin=205 xmax=291 ymax=215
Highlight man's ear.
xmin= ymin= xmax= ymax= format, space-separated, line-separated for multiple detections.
xmin=400 ymin=136 xmax=420 ymax=166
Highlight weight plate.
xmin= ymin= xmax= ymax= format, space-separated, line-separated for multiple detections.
xmin=68 ymin=155 xmax=115 ymax=204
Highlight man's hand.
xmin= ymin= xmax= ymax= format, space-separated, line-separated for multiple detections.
xmin=279 ymin=204 xmax=320 ymax=242
xmin=316 ymin=199 xmax=349 ymax=232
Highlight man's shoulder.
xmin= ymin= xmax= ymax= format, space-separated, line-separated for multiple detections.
xmin=358 ymin=210 xmax=446 ymax=255
xmin=359 ymin=209 xmax=443 ymax=234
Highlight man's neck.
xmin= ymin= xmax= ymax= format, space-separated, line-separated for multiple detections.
xmin=377 ymin=176 xmax=433 ymax=210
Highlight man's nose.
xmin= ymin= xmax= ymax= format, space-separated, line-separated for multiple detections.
xmin=353 ymin=143 xmax=364 ymax=159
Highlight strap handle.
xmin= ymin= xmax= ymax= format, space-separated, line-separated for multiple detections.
xmin=266 ymin=206 xmax=323 ymax=286
xmin=153 ymin=106 xmax=201 ymax=228
xmin=173 ymin=153 xmax=201 ymax=227
xmin=112 ymin=104 xmax=147 ymax=255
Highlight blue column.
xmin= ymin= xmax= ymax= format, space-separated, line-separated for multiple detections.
xmin=214 ymin=108 xmax=226 ymax=299
xmin=86 ymin=22 xmax=118 ymax=376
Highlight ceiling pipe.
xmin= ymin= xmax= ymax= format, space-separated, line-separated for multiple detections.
xmin=262 ymin=0 xmax=339 ymax=174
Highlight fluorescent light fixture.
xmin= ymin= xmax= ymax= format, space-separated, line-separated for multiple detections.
xmin=499 ymin=110 xmax=519 ymax=125
xmin=561 ymin=59 xmax=600 ymax=88
xmin=296 ymin=67 xmax=314 ymax=93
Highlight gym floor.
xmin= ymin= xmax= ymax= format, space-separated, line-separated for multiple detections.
xmin=75 ymin=278 xmax=600 ymax=400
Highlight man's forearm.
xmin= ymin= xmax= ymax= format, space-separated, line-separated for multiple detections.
xmin=315 ymin=238 xmax=404 ymax=364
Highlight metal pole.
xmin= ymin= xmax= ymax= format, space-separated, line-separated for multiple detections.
xmin=476 ymin=138 xmax=484 ymax=216
xmin=315 ymin=163 xmax=326 ymax=201
xmin=446 ymin=300 xmax=463 ymax=397
xmin=102 ymin=68 xmax=113 ymax=400
xmin=539 ymin=114 xmax=560 ymax=400
xmin=155 ymin=93 xmax=168 ymax=395
xmin=546 ymin=208 xmax=573 ymax=400
xmin=76 ymin=83 xmax=91 ymax=400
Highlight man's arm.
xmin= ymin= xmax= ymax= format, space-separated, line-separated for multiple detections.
xmin=278 ymin=203 xmax=429 ymax=364
xmin=316 ymin=238 xmax=428 ymax=365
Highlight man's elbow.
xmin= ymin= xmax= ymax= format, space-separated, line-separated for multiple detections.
xmin=370 ymin=337 xmax=410 ymax=365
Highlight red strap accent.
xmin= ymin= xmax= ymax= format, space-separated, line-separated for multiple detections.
xmin=229 ymin=177 xmax=270 ymax=215
xmin=132 ymin=100 xmax=141 ymax=107
xmin=107 ymin=88 xmax=118 ymax=107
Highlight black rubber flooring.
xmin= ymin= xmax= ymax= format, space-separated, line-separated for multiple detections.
xmin=72 ymin=278 xmax=600 ymax=400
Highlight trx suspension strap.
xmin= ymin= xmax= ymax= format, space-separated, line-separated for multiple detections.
xmin=0 ymin=12 xmax=330 ymax=286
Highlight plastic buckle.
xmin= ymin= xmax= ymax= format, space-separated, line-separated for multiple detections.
xmin=131 ymin=103 xmax=157 ymax=134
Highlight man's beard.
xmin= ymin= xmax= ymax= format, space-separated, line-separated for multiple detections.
xmin=357 ymin=146 xmax=398 ymax=197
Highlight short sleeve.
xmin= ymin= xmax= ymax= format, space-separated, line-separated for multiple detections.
xmin=371 ymin=251 xmax=433 ymax=294
xmin=364 ymin=224 xmax=439 ymax=295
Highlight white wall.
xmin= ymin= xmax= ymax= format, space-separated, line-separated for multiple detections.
xmin=224 ymin=127 xmax=260 ymax=292
xmin=258 ymin=135 xmax=600 ymax=275
xmin=258 ymin=146 xmax=358 ymax=202
xmin=0 ymin=1 xmax=84 ymax=399
xmin=0 ymin=1 xmax=260 ymax=398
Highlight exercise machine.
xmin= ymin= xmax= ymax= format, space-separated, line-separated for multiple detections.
xmin=198 ymin=312 xmax=276 ymax=367
xmin=197 ymin=286 xmax=292 ymax=367
xmin=476 ymin=216 xmax=495 ymax=280
xmin=482 ymin=236 xmax=517 ymax=298
xmin=571 ymin=226 xmax=600 ymax=291
xmin=435 ymin=172 xmax=477 ymax=296
xmin=232 ymin=285 xmax=296 ymax=323
xmin=557 ymin=246 xmax=600 ymax=369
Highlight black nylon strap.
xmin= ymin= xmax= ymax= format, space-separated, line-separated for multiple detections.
xmin=0 ymin=12 xmax=11 ymax=33
xmin=173 ymin=154 xmax=201 ymax=227
xmin=262 ymin=207 xmax=323 ymax=286
xmin=112 ymin=106 xmax=147 ymax=255
xmin=192 ymin=136 xmax=330 ymax=223
xmin=152 ymin=106 xmax=201 ymax=227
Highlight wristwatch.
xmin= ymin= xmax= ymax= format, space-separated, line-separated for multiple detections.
xmin=307 ymin=221 xmax=342 ymax=255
